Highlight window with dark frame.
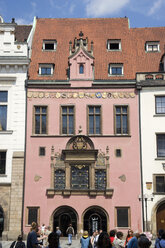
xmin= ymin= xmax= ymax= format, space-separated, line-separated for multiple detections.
xmin=157 ymin=134 xmax=165 ymax=157
xmin=156 ymin=96 xmax=165 ymax=114
xmin=28 ymin=207 xmax=39 ymax=225
xmin=54 ymin=169 xmax=65 ymax=189
xmin=95 ymin=170 xmax=106 ymax=190
xmin=39 ymin=147 xmax=45 ymax=156
xmin=0 ymin=151 xmax=6 ymax=174
xmin=88 ymin=106 xmax=101 ymax=135
xmin=61 ymin=106 xmax=74 ymax=135
xmin=116 ymin=149 xmax=121 ymax=157
xmin=155 ymin=175 xmax=165 ymax=193
xmin=0 ymin=91 xmax=8 ymax=131
xmin=71 ymin=165 xmax=89 ymax=189
xmin=116 ymin=207 xmax=129 ymax=227
xmin=34 ymin=106 xmax=47 ymax=134
xmin=115 ymin=106 xmax=128 ymax=135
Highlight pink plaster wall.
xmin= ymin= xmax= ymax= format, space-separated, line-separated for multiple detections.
xmin=24 ymin=88 xmax=142 ymax=234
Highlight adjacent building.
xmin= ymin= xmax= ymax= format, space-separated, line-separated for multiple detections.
xmin=0 ymin=16 xmax=32 ymax=239
xmin=24 ymin=18 xmax=142 ymax=236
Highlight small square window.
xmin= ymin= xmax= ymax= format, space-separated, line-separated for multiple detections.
xmin=153 ymin=174 xmax=165 ymax=193
xmin=109 ymin=64 xmax=123 ymax=76
xmin=39 ymin=64 xmax=54 ymax=75
xmin=146 ymin=42 xmax=160 ymax=52
xmin=43 ymin=40 xmax=57 ymax=51
xmin=39 ymin=147 xmax=45 ymax=156
xmin=107 ymin=40 xmax=121 ymax=51
xmin=27 ymin=207 xmax=40 ymax=226
xmin=116 ymin=149 xmax=121 ymax=157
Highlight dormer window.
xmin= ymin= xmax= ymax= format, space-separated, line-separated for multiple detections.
xmin=79 ymin=64 xmax=84 ymax=74
xmin=107 ymin=40 xmax=121 ymax=51
xmin=39 ymin=64 xmax=54 ymax=75
xmin=146 ymin=41 xmax=160 ymax=52
xmin=43 ymin=40 xmax=57 ymax=51
xmin=109 ymin=64 xmax=123 ymax=76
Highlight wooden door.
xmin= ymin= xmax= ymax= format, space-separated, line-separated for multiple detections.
xmin=157 ymin=203 xmax=165 ymax=231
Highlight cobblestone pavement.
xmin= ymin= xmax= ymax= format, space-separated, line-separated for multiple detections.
xmin=0 ymin=238 xmax=81 ymax=248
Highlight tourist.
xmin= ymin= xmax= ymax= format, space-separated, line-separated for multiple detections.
xmin=66 ymin=223 xmax=74 ymax=245
xmin=155 ymin=229 xmax=164 ymax=248
xmin=127 ymin=233 xmax=140 ymax=248
xmin=138 ymin=235 xmax=152 ymax=248
xmin=10 ymin=235 xmax=25 ymax=248
xmin=56 ymin=227 xmax=62 ymax=248
xmin=80 ymin=230 xmax=91 ymax=248
xmin=27 ymin=222 xmax=40 ymax=248
xmin=47 ymin=232 xmax=59 ymax=248
xmin=125 ymin=229 xmax=133 ymax=248
xmin=109 ymin=230 xmax=117 ymax=244
xmin=43 ymin=226 xmax=51 ymax=247
xmin=98 ymin=231 xmax=112 ymax=248
xmin=113 ymin=231 xmax=125 ymax=248
xmin=156 ymin=231 xmax=165 ymax=248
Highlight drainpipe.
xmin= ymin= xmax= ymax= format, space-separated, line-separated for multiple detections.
xmin=21 ymin=78 xmax=28 ymax=237
xmin=137 ymin=86 xmax=145 ymax=231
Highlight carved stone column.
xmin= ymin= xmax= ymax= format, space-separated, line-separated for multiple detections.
xmin=90 ymin=162 xmax=95 ymax=189
xmin=65 ymin=163 xmax=70 ymax=189
xmin=50 ymin=146 xmax=55 ymax=188
xmin=106 ymin=146 xmax=110 ymax=188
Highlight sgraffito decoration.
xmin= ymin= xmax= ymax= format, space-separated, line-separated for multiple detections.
xmin=27 ymin=91 xmax=135 ymax=99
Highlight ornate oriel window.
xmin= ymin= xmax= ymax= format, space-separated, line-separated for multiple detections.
xmin=47 ymin=135 xmax=113 ymax=197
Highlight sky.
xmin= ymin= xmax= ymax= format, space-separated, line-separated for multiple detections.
xmin=0 ymin=0 xmax=165 ymax=28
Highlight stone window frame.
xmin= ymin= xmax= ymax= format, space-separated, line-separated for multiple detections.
xmin=115 ymin=207 xmax=131 ymax=228
xmin=0 ymin=91 xmax=8 ymax=131
xmin=60 ymin=105 xmax=75 ymax=135
xmin=42 ymin=40 xmax=57 ymax=51
xmin=114 ymin=105 xmax=129 ymax=135
xmin=107 ymin=39 xmax=121 ymax=51
xmin=87 ymin=105 xmax=102 ymax=135
xmin=145 ymin=41 xmax=160 ymax=52
xmin=25 ymin=206 xmax=40 ymax=227
xmin=155 ymin=95 xmax=165 ymax=114
xmin=32 ymin=105 xmax=48 ymax=135
xmin=153 ymin=174 xmax=165 ymax=194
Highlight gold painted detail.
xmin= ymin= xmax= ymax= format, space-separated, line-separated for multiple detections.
xmin=161 ymin=220 xmax=165 ymax=223
xmin=73 ymin=136 xmax=87 ymax=150
xmin=27 ymin=91 xmax=136 ymax=99
xmin=74 ymin=165 xmax=86 ymax=169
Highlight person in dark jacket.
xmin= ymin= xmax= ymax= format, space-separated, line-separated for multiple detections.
xmin=155 ymin=229 xmax=164 ymax=248
xmin=98 ymin=231 xmax=112 ymax=248
xmin=10 ymin=235 xmax=25 ymax=248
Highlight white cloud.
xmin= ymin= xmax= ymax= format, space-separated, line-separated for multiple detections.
xmin=85 ymin=0 xmax=130 ymax=17
xmin=148 ymin=0 xmax=162 ymax=15
xmin=69 ymin=4 xmax=76 ymax=14
xmin=15 ymin=17 xmax=33 ymax=25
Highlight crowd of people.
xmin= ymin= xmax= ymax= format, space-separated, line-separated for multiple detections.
xmin=8 ymin=222 xmax=165 ymax=248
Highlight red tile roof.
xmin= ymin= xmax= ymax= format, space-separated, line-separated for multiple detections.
xmin=28 ymin=18 xmax=165 ymax=81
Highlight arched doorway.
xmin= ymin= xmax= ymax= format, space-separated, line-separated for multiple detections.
xmin=53 ymin=206 xmax=77 ymax=237
xmin=0 ymin=206 xmax=4 ymax=237
xmin=156 ymin=202 xmax=165 ymax=231
xmin=83 ymin=207 xmax=108 ymax=235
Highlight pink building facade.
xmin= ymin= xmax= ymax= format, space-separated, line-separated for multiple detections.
xmin=23 ymin=18 xmax=142 ymax=236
